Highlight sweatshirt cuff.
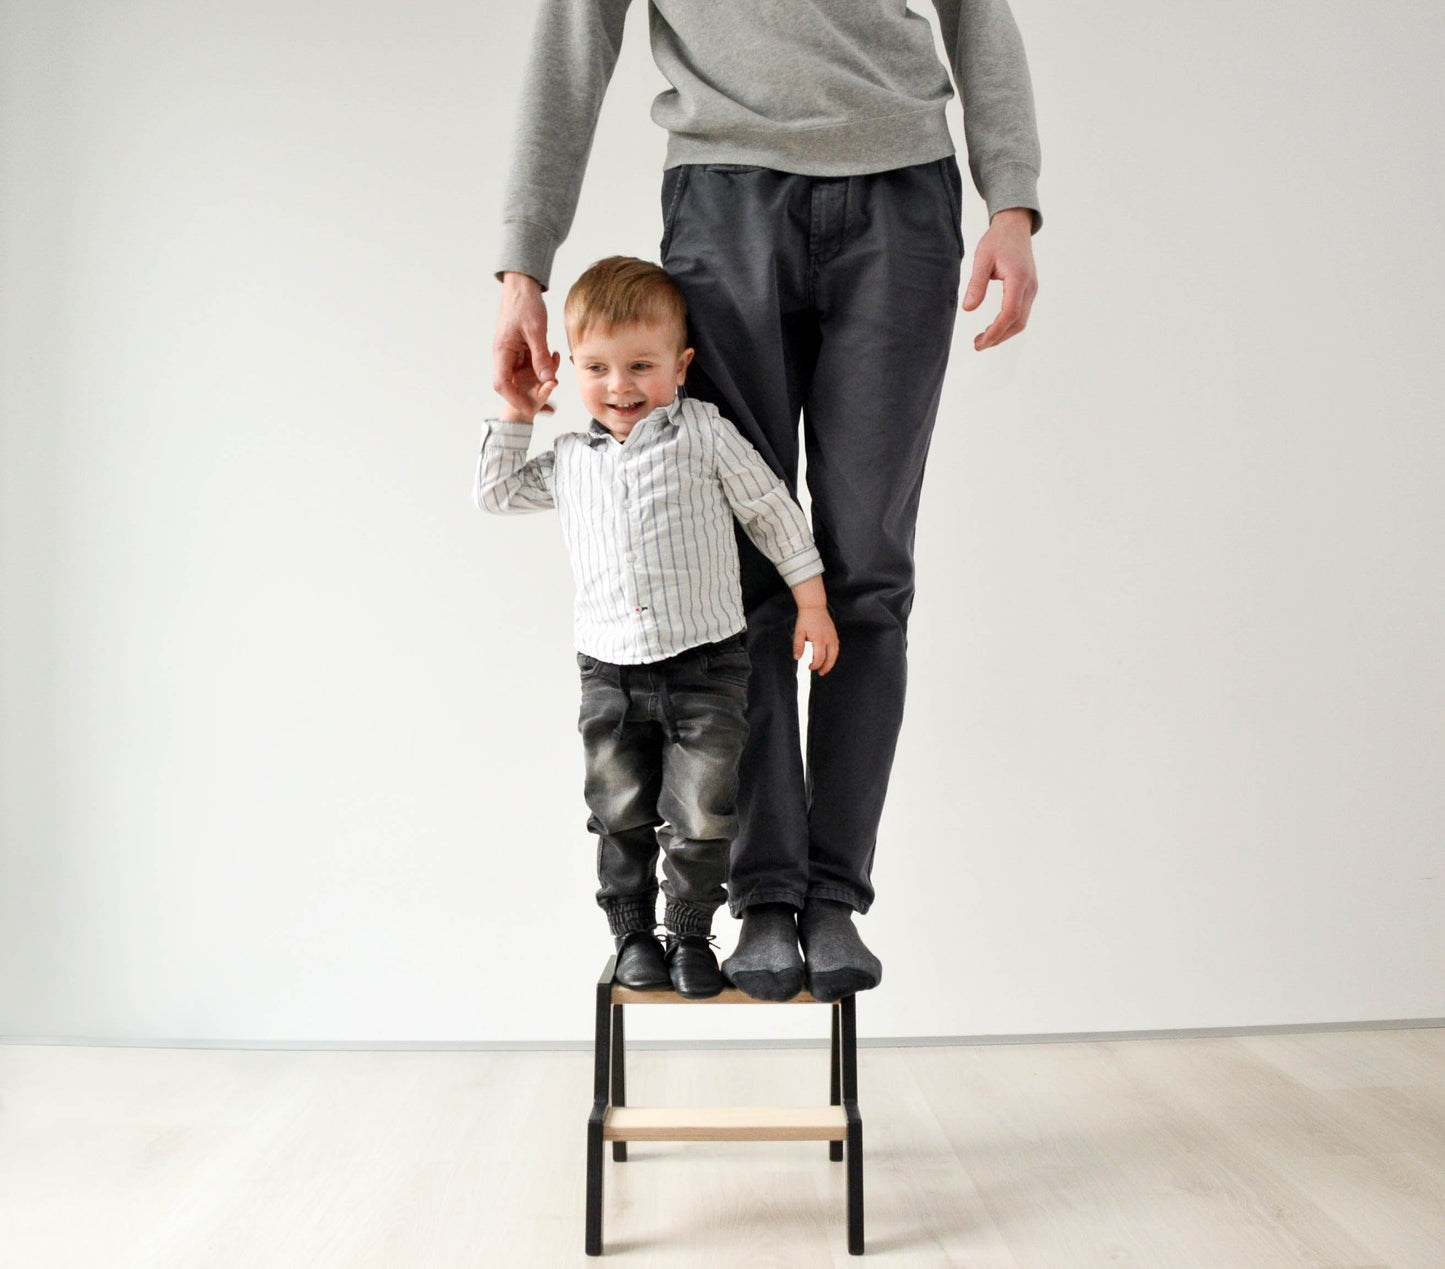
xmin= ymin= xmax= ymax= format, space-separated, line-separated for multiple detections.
xmin=981 ymin=163 xmax=1042 ymax=234
xmin=775 ymin=546 xmax=825 ymax=589
xmin=495 ymin=220 xmax=560 ymax=290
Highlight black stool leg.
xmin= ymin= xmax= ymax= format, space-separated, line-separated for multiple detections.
xmin=586 ymin=959 xmax=615 ymax=1256
xmin=841 ymin=993 xmax=864 ymax=1255
xmin=586 ymin=1106 xmax=605 ymax=1256
xmin=611 ymin=1002 xmax=628 ymax=1162
xmin=829 ymin=1002 xmax=844 ymax=1162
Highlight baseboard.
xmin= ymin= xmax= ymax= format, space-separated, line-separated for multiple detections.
xmin=3 ymin=1015 xmax=1442 ymax=1052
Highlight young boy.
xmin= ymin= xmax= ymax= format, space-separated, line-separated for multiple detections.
xmin=475 ymin=256 xmax=839 ymax=998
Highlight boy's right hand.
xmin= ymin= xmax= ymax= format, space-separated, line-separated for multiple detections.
xmin=494 ymin=272 xmax=559 ymax=416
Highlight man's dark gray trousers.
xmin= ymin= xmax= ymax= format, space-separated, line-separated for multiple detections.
xmin=660 ymin=157 xmax=965 ymax=917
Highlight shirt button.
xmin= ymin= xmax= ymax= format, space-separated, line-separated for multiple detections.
xmin=625 ymin=552 xmax=637 ymax=562
xmin=622 ymin=499 xmax=631 ymax=508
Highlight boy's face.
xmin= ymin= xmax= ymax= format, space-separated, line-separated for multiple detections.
xmin=569 ymin=320 xmax=695 ymax=441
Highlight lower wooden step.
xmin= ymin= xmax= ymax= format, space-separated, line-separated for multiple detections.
xmin=603 ymin=1106 xmax=848 ymax=1142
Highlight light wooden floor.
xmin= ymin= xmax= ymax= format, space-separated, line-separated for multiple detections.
xmin=2 ymin=1028 xmax=1443 ymax=1267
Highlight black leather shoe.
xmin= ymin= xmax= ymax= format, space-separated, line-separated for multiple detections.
xmin=664 ymin=933 xmax=725 ymax=998
xmin=614 ymin=931 xmax=670 ymax=990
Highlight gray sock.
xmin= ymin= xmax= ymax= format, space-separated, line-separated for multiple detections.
xmin=798 ymin=899 xmax=882 ymax=1002
xmin=721 ymin=903 xmax=805 ymax=1001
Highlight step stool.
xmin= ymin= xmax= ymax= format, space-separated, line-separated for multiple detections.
xmin=585 ymin=955 xmax=864 ymax=1255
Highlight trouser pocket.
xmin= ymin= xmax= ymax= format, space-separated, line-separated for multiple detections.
xmin=659 ymin=165 xmax=693 ymax=258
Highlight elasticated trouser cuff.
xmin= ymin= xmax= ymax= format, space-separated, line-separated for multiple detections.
xmin=663 ymin=897 xmax=716 ymax=938
xmin=602 ymin=891 xmax=658 ymax=938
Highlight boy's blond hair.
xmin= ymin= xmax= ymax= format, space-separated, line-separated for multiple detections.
xmin=564 ymin=256 xmax=689 ymax=349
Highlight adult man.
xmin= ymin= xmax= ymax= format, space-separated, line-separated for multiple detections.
xmin=491 ymin=0 xmax=1042 ymax=1001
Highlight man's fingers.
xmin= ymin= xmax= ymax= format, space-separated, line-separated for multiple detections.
xmin=992 ymin=272 xmax=1023 ymax=328
xmin=491 ymin=348 xmax=513 ymax=396
xmin=493 ymin=342 xmax=561 ymax=411
xmin=1017 ymin=280 xmax=1037 ymax=329
xmin=493 ymin=343 xmax=527 ymax=394
xmin=976 ymin=315 xmax=1019 ymax=350
xmin=536 ymin=348 xmax=561 ymax=411
xmin=974 ymin=272 xmax=1036 ymax=349
xmin=961 ymin=252 xmax=994 ymax=312
xmin=977 ymin=311 xmax=1019 ymax=349
xmin=525 ymin=332 xmax=555 ymax=386
xmin=985 ymin=294 xmax=1032 ymax=347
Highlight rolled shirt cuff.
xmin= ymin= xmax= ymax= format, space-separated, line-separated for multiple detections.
xmin=480 ymin=416 xmax=535 ymax=448
xmin=774 ymin=546 xmax=825 ymax=589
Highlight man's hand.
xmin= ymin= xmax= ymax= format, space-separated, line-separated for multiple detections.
xmin=494 ymin=271 xmax=560 ymax=414
xmin=962 ymin=207 xmax=1038 ymax=351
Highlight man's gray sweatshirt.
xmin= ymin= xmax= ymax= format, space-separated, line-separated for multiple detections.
xmin=498 ymin=0 xmax=1043 ymax=287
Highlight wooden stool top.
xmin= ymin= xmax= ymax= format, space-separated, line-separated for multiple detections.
xmin=601 ymin=958 xmax=830 ymax=1004
xmin=611 ymin=983 xmax=824 ymax=1005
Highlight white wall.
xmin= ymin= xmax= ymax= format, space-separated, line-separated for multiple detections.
xmin=2 ymin=0 xmax=1442 ymax=1045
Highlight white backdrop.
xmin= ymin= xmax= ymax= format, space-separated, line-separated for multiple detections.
xmin=2 ymin=0 xmax=1442 ymax=1045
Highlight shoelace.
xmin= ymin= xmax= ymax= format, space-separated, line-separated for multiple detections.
xmin=620 ymin=925 xmax=718 ymax=950
xmin=664 ymin=929 xmax=720 ymax=953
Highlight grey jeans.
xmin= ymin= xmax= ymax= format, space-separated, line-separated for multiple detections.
xmin=660 ymin=157 xmax=965 ymax=916
xmin=580 ymin=633 xmax=751 ymax=938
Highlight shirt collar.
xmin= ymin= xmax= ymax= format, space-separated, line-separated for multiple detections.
xmin=585 ymin=393 xmax=687 ymax=447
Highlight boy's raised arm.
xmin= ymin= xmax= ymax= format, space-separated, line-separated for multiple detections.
xmin=474 ymin=418 xmax=557 ymax=514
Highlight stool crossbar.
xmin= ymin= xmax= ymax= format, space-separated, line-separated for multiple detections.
xmin=585 ymin=955 xmax=864 ymax=1256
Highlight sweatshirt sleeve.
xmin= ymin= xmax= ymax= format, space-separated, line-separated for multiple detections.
xmin=474 ymin=418 xmax=557 ymax=513
xmin=929 ymin=0 xmax=1043 ymax=233
xmin=706 ymin=411 xmax=824 ymax=589
xmin=496 ymin=0 xmax=635 ymax=287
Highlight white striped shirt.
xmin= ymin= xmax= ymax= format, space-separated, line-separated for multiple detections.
xmin=475 ymin=394 xmax=824 ymax=663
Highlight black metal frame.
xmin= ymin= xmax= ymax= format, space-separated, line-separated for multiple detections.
xmin=840 ymin=993 xmax=864 ymax=1255
xmin=585 ymin=958 xmax=865 ymax=1256
xmin=585 ymin=958 xmax=614 ymax=1256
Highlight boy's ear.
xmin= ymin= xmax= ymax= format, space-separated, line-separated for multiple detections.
xmin=677 ymin=346 xmax=695 ymax=381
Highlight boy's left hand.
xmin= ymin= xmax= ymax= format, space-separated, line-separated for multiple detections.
xmin=499 ymin=375 xmax=558 ymax=424
xmin=794 ymin=607 xmax=839 ymax=675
